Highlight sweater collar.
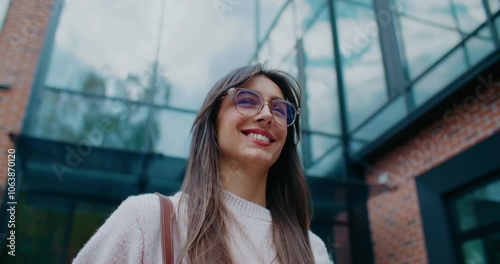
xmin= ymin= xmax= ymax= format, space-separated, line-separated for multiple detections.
xmin=221 ymin=189 xmax=272 ymax=222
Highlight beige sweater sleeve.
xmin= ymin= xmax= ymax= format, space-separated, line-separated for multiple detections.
xmin=72 ymin=197 xmax=145 ymax=264
xmin=309 ymin=231 xmax=334 ymax=264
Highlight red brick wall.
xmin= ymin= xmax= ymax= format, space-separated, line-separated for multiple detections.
xmin=366 ymin=74 xmax=500 ymax=263
xmin=0 ymin=0 xmax=54 ymax=201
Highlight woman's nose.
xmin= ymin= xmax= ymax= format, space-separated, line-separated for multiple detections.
xmin=255 ymin=103 xmax=273 ymax=124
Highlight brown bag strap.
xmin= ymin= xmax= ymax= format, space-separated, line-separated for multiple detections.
xmin=155 ymin=192 xmax=176 ymax=264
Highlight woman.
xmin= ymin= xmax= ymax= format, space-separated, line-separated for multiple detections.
xmin=73 ymin=63 xmax=332 ymax=264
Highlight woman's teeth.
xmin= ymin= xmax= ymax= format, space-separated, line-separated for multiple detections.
xmin=246 ymin=133 xmax=271 ymax=142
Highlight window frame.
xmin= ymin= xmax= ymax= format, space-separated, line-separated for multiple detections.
xmin=416 ymin=132 xmax=500 ymax=263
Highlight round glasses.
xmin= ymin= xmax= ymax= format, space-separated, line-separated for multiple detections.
xmin=224 ymin=88 xmax=300 ymax=127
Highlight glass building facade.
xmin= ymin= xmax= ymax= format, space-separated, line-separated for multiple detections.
xmin=0 ymin=0 xmax=499 ymax=263
xmin=21 ymin=0 xmax=500 ymax=178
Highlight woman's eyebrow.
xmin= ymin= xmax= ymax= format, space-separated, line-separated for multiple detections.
xmin=268 ymin=94 xmax=285 ymax=100
xmin=247 ymin=87 xmax=284 ymax=100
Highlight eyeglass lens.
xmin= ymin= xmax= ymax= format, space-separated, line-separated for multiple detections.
xmin=234 ymin=90 xmax=296 ymax=126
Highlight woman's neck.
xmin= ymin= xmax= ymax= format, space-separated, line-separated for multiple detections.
xmin=219 ymin=158 xmax=269 ymax=208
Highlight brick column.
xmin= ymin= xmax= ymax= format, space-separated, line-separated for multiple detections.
xmin=0 ymin=0 xmax=55 ymax=202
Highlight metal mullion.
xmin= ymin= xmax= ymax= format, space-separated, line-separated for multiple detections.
xmin=258 ymin=0 xmax=291 ymax=49
xmin=249 ymin=0 xmax=292 ymax=65
xmin=302 ymin=129 xmax=342 ymax=139
xmin=336 ymin=0 xmax=372 ymax=9
xmin=481 ymin=0 xmax=500 ymax=48
xmin=145 ymin=0 xmax=167 ymax=152
xmin=256 ymin=0 xmax=260 ymax=47
xmin=465 ymin=32 xmax=497 ymax=42
xmin=391 ymin=12 xmax=415 ymax=113
xmin=297 ymin=39 xmax=313 ymax=168
xmin=247 ymin=0 xmax=289 ymax=65
xmin=458 ymin=221 xmax=500 ymax=242
xmin=397 ymin=12 xmax=465 ymax=35
xmin=328 ymin=0 xmax=353 ymax=180
xmin=448 ymin=0 xmax=472 ymax=67
xmin=44 ymin=86 xmax=198 ymax=114
xmin=299 ymin=0 xmax=329 ymax=38
xmin=351 ymin=137 xmax=370 ymax=144
xmin=373 ymin=0 xmax=406 ymax=100
xmin=21 ymin=0 xmax=66 ymax=134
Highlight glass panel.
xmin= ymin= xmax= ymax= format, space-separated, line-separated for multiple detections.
xmin=297 ymin=137 xmax=304 ymax=162
xmin=453 ymin=0 xmax=487 ymax=33
xmin=488 ymin=0 xmax=500 ymax=13
xmin=278 ymin=49 xmax=298 ymax=79
xmin=303 ymin=8 xmax=341 ymax=134
xmin=258 ymin=41 xmax=272 ymax=63
xmin=0 ymin=0 xmax=9 ymax=32
xmin=259 ymin=0 xmax=287 ymax=41
xmin=454 ymin=178 xmax=500 ymax=232
xmin=268 ymin=2 xmax=296 ymax=66
xmin=465 ymin=26 xmax=496 ymax=65
xmin=413 ymin=48 xmax=467 ymax=106
xmin=29 ymin=89 xmax=158 ymax=153
xmin=397 ymin=16 xmax=462 ymax=78
xmin=348 ymin=0 xmax=373 ymax=6
xmin=310 ymin=134 xmax=340 ymax=161
xmin=153 ymin=109 xmax=196 ymax=158
xmin=336 ymin=1 xmax=388 ymax=131
xmin=351 ymin=94 xmax=406 ymax=143
xmin=462 ymin=232 xmax=500 ymax=264
xmin=306 ymin=144 xmax=343 ymax=178
xmin=295 ymin=0 xmax=327 ymax=37
xmin=350 ymin=139 xmax=367 ymax=153
xmin=157 ymin=0 xmax=257 ymax=110
xmin=398 ymin=0 xmax=457 ymax=28
xmin=45 ymin=0 xmax=257 ymax=111
xmin=45 ymin=0 xmax=161 ymax=98
xmin=462 ymin=238 xmax=487 ymax=264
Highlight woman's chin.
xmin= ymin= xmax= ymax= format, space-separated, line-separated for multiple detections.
xmin=242 ymin=152 xmax=278 ymax=167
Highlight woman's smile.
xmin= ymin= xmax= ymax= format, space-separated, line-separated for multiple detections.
xmin=241 ymin=128 xmax=276 ymax=146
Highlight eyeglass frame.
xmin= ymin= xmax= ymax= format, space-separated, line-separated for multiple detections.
xmin=221 ymin=87 xmax=301 ymax=127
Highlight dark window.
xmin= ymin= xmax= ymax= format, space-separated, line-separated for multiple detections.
xmin=448 ymin=174 xmax=500 ymax=264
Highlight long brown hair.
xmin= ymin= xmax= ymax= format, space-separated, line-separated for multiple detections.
xmin=177 ymin=63 xmax=314 ymax=263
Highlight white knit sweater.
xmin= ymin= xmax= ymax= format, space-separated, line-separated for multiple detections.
xmin=73 ymin=190 xmax=333 ymax=264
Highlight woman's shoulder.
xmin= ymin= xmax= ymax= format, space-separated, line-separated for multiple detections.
xmin=117 ymin=192 xmax=184 ymax=234
xmin=123 ymin=191 xmax=183 ymax=210
xmin=308 ymin=230 xmax=333 ymax=264
xmin=308 ymin=230 xmax=324 ymax=243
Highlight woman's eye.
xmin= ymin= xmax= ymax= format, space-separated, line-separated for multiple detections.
xmin=237 ymin=98 xmax=257 ymax=105
xmin=273 ymin=107 xmax=286 ymax=116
